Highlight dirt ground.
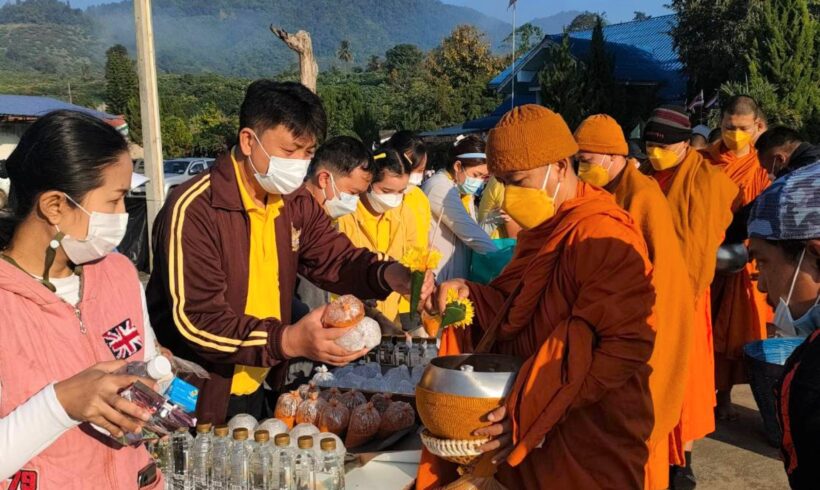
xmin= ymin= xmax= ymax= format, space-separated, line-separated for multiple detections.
xmin=694 ymin=384 xmax=789 ymax=489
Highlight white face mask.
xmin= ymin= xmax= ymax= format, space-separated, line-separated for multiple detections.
xmin=773 ymin=247 xmax=820 ymax=337
xmin=408 ymin=173 xmax=424 ymax=186
xmin=323 ymin=173 xmax=359 ymax=219
xmin=249 ymin=131 xmax=311 ymax=195
xmin=367 ymin=189 xmax=403 ymax=214
xmin=59 ymin=194 xmax=129 ymax=265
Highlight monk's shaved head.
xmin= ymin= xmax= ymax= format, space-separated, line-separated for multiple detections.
xmin=722 ymin=95 xmax=764 ymax=120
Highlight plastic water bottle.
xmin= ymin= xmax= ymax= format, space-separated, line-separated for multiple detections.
xmin=294 ymin=436 xmax=316 ymax=490
xmin=316 ymin=438 xmax=344 ymax=490
xmin=273 ymin=434 xmax=294 ymax=490
xmin=119 ymin=356 xmax=174 ymax=393
xmin=211 ymin=424 xmax=232 ymax=490
xmin=229 ymin=428 xmax=252 ymax=490
xmin=191 ymin=423 xmax=212 ymax=490
xmin=156 ymin=437 xmax=174 ymax=489
xmin=171 ymin=427 xmax=194 ymax=490
xmin=250 ymin=430 xmax=274 ymax=490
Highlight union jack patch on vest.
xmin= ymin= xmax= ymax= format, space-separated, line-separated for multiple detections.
xmin=103 ymin=319 xmax=143 ymax=359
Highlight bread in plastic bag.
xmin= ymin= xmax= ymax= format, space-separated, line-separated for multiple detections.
xmin=317 ymin=398 xmax=350 ymax=436
xmin=323 ymin=294 xmax=365 ymax=328
xmin=257 ymin=418 xmax=289 ymax=438
xmin=289 ymin=423 xmax=320 ymax=447
xmin=377 ymin=401 xmax=415 ymax=438
xmin=297 ymin=382 xmax=319 ymax=400
xmin=295 ymin=391 xmax=329 ymax=426
xmin=345 ymin=402 xmax=381 ymax=449
xmin=227 ymin=413 xmax=258 ymax=435
xmin=274 ymin=390 xmax=302 ymax=429
xmin=335 ymin=317 xmax=382 ymax=352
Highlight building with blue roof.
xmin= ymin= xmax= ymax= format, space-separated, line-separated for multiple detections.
xmin=424 ymin=15 xmax=685 ymax=137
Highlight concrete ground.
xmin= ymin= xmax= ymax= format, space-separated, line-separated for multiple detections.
xmin=694 ymin=384 xmax=789 ymax=489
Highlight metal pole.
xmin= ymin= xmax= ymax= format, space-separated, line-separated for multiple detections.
xmin=511 ymin=4 xmax=516 ymax=110
xmin=133 ymin=0 xmax=165 ymax=267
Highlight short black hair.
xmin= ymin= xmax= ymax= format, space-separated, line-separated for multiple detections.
xmin=239 ymin=80 xmax=327 ymax=142
xmin=766 ymin=239 xmax=810 ymax=264
xmin=722 ymin=95 xmax=764 ymax=119
xmin=371 ymin=147 xmax=411 ymax=184
xmin=307 ymin=136 xmax=374 ymax=179
xmin=755 ymin=126 xmax=803 ymax=153
xmin=385 ymin=130 xmax=427 ymax=171
xmin=448 ymin=135 xmax=486 ymax=171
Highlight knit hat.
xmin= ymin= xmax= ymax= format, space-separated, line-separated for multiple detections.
xmin=574 ymin=114 xmax=628 ymax=156
xmin=487 ymin=104 xmax=579 ymax=173
xmin=644 ymin=105 xmax=692 ymax=144
xmin=748 ymin=162 xmax=820 ymax=240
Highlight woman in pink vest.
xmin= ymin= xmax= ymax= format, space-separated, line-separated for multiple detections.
xmin=0 ymin=111 xmax=163 ymax=489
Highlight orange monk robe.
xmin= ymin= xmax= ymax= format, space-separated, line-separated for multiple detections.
xmin=610 ymin=164 xmax=694 ymax=490
xmin=652 ymin=149 xmax=738 ymax=444
xmin=704 ymin=142 xmax=772 ymax=390
xmin=417 ymin=184 xmax=657 ymax=490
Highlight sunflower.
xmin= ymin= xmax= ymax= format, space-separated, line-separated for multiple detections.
xmin=442 ymin=288 xmax=475 ymax=329
xmin=400 ymin=246 xmax=443 ymax=272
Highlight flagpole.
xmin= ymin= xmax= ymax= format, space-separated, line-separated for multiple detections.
xmin=511 ymin=2 xmax=516 ymax=110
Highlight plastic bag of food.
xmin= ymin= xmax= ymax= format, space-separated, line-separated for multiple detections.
xmin=338 ymin=389 xmax=367 ymax=413
xmin=275 ymin=390 xmax=302 ymax=429
xmin=295 ymin=391 xmax=329 ymax=426
xmin=345 ymin=402 xmax=381 ymax=449
xmin=319 ymin=387 xmax=342 ymax=403
xmin=377 ymin=401 xmax=415 ymax=438
xmin=370 ymin=393 xmax=393 ymax=414
xmin=227 ymin=413 xmax=258 ymax=435
xmin=317 ymin=399 xmax=350 ymax=436
xmin=312 ymin=365 xmax=335 ymax=387
xmin=289 ymin=423 xmax=320 ymax=446
xmin=257 ymin=418 xmax=289 ymax=438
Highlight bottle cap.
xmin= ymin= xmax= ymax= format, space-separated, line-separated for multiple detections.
xmin=214 ymin=424 xmax=229 ymax=437
xmin=233 ymin=428 xmax=249 ymax=441
xmin=274 ymin=433 xmax=291 ymax=447
xmin=146 ymin=356 xmax=172 ymax=380
xmin=176 ymin=427 xmax=189 ymax=433
xmin=254 ymin=430 xmax=270 ymax=443
xmin=196 ymin=423 xmax=212 ymax=434
xmin=297 ymin=435 xmax=314 ymax=449
xmin=320 ymin=437 xmax=336 ymax=451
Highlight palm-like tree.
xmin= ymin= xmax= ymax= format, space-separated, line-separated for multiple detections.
xmin=337 ymin=40 xmax=354 ymax=64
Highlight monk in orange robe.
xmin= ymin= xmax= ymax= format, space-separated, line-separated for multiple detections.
xmin=702 ymin=95 xmax=772 ymax=418
xmin=574 ymin=114 xmax=694 ymax=490
xmin=417 ymin=105 xmax=657 ymax=489
xmin=643 ymin=105 xmax=738 ymax=487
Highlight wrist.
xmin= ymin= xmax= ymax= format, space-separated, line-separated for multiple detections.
xmin=280 ymin=325 xmax=298 ymax=359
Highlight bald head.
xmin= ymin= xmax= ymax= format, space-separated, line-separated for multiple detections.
xmin=722 ymin=95 xmax=764 ymax=119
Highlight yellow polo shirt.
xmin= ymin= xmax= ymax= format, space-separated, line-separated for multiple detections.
xmin=404 ymin=185 xmax=431 ymax=250
xmin=477 ymin=176 xmax=505 ymax=239
xmin=230 ymin=152 xmax=284 ymax=396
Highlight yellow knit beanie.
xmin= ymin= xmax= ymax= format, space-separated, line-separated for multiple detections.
xmin=574 ymin=114 xmax=629 ymax=156
xmin=487 ymin=104 xmax=579 ymax=173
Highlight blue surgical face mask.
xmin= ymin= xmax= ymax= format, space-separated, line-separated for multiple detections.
xmin=773 ymin=247 xmax=820 ymax=337
xmin=457 ymin=167 xmax=484 ymax=196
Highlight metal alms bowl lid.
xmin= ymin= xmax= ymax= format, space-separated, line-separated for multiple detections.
xmin=418 ymin=354 xmax=523 ymax=399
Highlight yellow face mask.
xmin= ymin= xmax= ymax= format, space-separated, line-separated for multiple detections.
xmin=722 ymin=129 xmax=754 ymax=152
xmin=502 ymin=166 xmax=561 ymax=230
xmin=647 ymin=146 xmax=683 ymax=171
xmin=577 ymin=156 xmax=612 ymax=187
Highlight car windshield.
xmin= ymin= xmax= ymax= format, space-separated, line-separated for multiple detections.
xmin=164 ymin=160 xmax=190 ymax=174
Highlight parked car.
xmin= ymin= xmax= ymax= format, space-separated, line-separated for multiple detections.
xmin=131 ymin=157 xmax=215 ymax=197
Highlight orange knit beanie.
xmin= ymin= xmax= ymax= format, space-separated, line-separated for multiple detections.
xmin=487 ymin=104 xmax=579 ymax=174
xmin=574 ymin=114 xmax=629 ymax=156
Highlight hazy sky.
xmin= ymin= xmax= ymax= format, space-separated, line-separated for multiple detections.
xmin=443 ymin=0 xmax=672 ymax=24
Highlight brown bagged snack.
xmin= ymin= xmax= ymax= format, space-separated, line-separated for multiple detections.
xmin=370 ymin=392 xmax=393 ymax=414
xmin=274 ymin=390 xmax=302 ymax=429
xmin=338 ymin=389 xmax=367 ymax=413
xmin=345 ymin=402 xmax=381 ymax=449
xmin=295 ymin=391 xmax=329 ymax=426
xmin=297 ymin=382 xmax=318 ymax=400
xmin=317 ymin=399 xmax=350 ymax=436
xmin=319 ymin=387 xmax=342 ymax=403
xmin=377 ymin=401 xmax=415 ymax=439
xmin=323 ymin=295 xmax=365 ymax=328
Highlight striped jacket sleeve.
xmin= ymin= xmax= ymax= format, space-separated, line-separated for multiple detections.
xmin=157 ymin=177 xmax=286 ymax=366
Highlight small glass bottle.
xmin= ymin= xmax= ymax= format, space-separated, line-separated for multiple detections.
xmin=316 ymin=438 xmax=344 ymax=490
xmin=250 ymin=430 xmax=273 ymax=490
xmin=211 ymin=424 xmax=232 ymax=490
xmin=191 ymin=423 xmax=213 ymax=490
xmin=294 ymin=436 xmax=316 ymax=490
xmin=273 ymin=433 xmax=294 ymax=490
xmin=229 ymin=428 xmax=252 ymax=490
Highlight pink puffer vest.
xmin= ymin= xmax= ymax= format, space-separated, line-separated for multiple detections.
xmin=0 ymin=253 xmax=161 ymax=490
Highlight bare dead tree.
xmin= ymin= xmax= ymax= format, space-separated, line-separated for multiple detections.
xmin=270 ymin=26 xmax=319 ymax=93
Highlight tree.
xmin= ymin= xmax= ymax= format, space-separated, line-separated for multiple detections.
xmin=669 ymin=0 xmax=755 ymax=98
xmin=352 ymin=106 xmax=379 ymax=148
xmin=104 ymin=44 xmax=137 ymax=116
xmin=366 ymin=55 xmax=382 ymax=72
xmin=584 ymin=17 xmax=617 ymax=115
xmin=539 ymin=34 xmax=590 ymax=129
xmin=385 ymin=44 xmax=424 ymax=77
xmin=633 ymin=11 xmax=651 ymax=21
xmin=427 ymin=25 xmax=502 ymax=90
xmin=567 ymin=11 xmax=605 ymax=32
xmin=337 ymin=39 xmax=354 ymax=64
xmin=161 ymin=115 xmax=193 ymax=158
xmin=746 ymin=0 xmax=819 ymax=138
xmin=503 ymin=22 xmax=544 ymax=58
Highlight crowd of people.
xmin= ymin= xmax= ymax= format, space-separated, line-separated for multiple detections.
xmin=0 ymin=79 xmax=817 ymax=490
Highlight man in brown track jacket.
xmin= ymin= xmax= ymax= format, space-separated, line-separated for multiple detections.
xmin=147 ymin=81 xmax=426 ymax=423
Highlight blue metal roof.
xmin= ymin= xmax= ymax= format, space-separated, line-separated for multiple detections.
xmin=421 ymin=93 xmax=537 ymax=137
xmin=0 ymin=95 xmax=116 ymax=120
xmin=489 ymin=14 xmax=685 ymax=102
